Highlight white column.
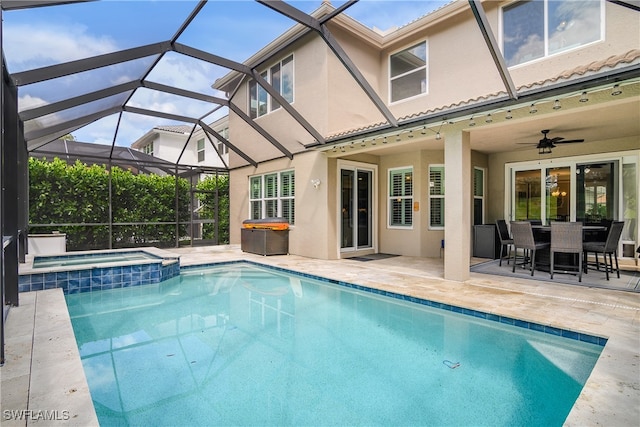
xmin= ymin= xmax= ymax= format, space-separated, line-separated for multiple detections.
xmin=444 ymin=130 xmax=471 ymax=281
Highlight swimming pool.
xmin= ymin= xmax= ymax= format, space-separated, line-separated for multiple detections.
xmin=65 ymin=262 xmax=604 ymax=426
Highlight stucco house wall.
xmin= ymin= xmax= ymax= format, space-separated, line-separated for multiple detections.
xmin=222 ymin=1 xmax=639 ymax=265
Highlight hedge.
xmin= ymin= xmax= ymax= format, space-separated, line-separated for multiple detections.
xmin=29 ymin=157 xmax=229 ymax=250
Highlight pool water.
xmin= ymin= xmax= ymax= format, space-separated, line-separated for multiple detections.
xmin=65 ymin=263 xmax=603 ymax=426
xmin=33 ymin=251 xmax=160 ymax=268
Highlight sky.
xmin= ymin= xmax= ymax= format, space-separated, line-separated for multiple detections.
xmin=3 ymin=0 xmax=451 ymax=147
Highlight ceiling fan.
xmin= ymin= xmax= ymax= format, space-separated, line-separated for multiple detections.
xmin=530 ymin=129 xmax=585 ymax=154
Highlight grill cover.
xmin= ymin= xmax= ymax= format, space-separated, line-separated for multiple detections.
xmin=242 ymin=217 xmax=289 ymax=230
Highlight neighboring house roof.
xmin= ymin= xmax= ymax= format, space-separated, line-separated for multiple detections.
xmin=30 ymin=139 xmax=177 ymax=176
xmin=154 ymin=124 xmax=194 ymax=134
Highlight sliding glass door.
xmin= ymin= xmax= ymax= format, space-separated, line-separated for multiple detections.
xmin=510 ymin=160 xmax=619 ymax=224
xmin=340 ymin=163 xmax=375 ymax=252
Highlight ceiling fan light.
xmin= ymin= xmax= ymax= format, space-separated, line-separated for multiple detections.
xmin=611 ymin=84 xmax=622 ymax=96
xmin=539 ymin=146 xmax=552 ymax=155
xmin=553 ymin=100 xmax=561 ymax=110
xmin=579 ymin=92 xmax=589 ymax=102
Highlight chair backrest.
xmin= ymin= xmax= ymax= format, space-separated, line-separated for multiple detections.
xmin=495 ymin=219 xmax=511 ymax=242
xmin=528 ymin=219 xmax=543 ymax=226
xmin=510 ymin=221 xmax=535 ymax=249
xmin=604 ymin=221 xmax=625 ymax=252
xmin=551 ymin=221 xmax=582 ymax=253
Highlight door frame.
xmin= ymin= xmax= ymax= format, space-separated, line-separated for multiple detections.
xmin=336 ymin=160 xmax=378 ymax=259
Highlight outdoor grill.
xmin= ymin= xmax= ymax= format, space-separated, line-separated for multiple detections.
xmin=241 ymin=217 xmax=289 ymax=256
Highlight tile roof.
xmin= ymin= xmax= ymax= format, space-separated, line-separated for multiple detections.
xmin=326 ymin=49 xmax=640 ymax=141
xmin=154 ymin=124 xmax=194 ymax=134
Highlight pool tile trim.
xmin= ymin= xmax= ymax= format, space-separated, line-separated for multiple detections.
xmin=182 ymin=260 xmax=608 ymax=347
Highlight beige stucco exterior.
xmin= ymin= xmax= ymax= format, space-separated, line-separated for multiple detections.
xmin=222 ymin=1 xmax=640 ymax=280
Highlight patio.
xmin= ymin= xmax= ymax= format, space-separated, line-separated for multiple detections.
xmin=1 ymin=245 xmax=639 ymax=426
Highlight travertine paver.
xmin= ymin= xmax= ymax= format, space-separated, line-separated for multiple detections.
xmin=2 ymin=245 xmax=638 ymax=426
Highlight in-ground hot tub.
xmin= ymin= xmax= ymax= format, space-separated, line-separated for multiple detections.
xmin=19 ymin=247 xmax=180 ymax=294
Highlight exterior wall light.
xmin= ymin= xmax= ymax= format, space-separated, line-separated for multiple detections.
xmin=311 ymin=179 xmax=321 ymax=189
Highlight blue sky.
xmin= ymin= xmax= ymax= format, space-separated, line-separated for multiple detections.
xmin=3 ymin=0 xmax=450 ymax=146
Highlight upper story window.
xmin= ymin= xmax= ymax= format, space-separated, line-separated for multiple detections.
xmin=502 ymin=0 xmax=602 ymax=67
xmin=216 ymin=127 xmax=229 ymax=155
xmin=197 ymin=138 xmax=205 ymax=163
xmin=389 ymin=41 xmax=427 ymax=103
xmin=249 ymin=55 xmax=294 ymax=119
xmin=143 ymin=142 xmax=153 ymax=156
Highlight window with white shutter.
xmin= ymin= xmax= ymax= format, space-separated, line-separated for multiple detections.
xmin=388 ymin=167 xmax=413 ymax=227
xmin=248 ymin=170 xmax=295 ymax=224
xmin=429 ymin=165 xmax=444 ymax=228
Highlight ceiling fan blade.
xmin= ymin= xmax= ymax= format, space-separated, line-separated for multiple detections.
xmin=554 ymin=139 xmax=585 ymax=144
xmin=549 ymin=137 xmax=564 ymax=142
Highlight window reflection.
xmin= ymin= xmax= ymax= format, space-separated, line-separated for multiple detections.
xmin=546 ymin=167 xmax=571 ymax=222
xmin=514 ymin=169 xmax=541 ymax=221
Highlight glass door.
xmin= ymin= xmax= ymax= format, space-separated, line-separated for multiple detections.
xmin=545 ymin=166 xmax=571 ymax=222
xmin=576 ymin=162 xmax=617 ymax=223
xmin=341 ymin=167 xmax=373 ymax=252
xmin=513 ymin=169 xmax=542 ymax=221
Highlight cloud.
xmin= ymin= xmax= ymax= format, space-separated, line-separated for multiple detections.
xmin=3 ymin=23 xmax=118 ymax=71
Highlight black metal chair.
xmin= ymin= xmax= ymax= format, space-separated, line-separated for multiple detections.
xmin=550 ymin=222 xmax=583 ymax=282
xmin=583 ymin=220 xmax=625 ymax=280
xmin=510 ymin=221 xmax=550 ymax=276
xmin=495 ymin=219 xmax=513 ymax=266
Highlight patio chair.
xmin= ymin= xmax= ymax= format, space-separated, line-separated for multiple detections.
xmin=583 ymin=220 xmax=625 ymax=280
xmin=495 ymin=219 xmax=513 ymax=266
xmin=550 ymin=222 xmax=583 ymax=282
xmin=510 ymin=221 xmax=550 ymax=276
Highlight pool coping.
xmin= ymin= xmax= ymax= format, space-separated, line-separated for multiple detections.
xmin=20 ymin=247 xmax=180 ymax=275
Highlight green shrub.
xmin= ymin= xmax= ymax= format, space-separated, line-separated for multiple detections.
xmin=28 ymin=157 xmax=200 ymax=250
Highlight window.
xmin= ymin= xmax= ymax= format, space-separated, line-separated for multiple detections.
xmin=249 ymin=55 xmax=294 ymax=118
xmin=216 ymin=127 xmax=229 ymax=155
xmin=249 ymin=170 xmax=295 ymax=224
xmin=473 ymin=167 xmax=485 ymax=225
xmin=143 ymin=142 xmax=153 ymax=156
xmin=197 ymin=138 xmax=205 ymax=163
xmin=429 ymin=165 xmax=445 ymax=228
xmin=388 ymin=167 xmax=413 ymax=227
xmin=502 ymin=0 xmax=602 ymax=67
xmin=390 ymin=41 xmax=427 ymax=102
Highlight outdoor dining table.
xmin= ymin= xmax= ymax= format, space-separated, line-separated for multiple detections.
xmin=528 ymin=224 xmax=607 ymax=272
